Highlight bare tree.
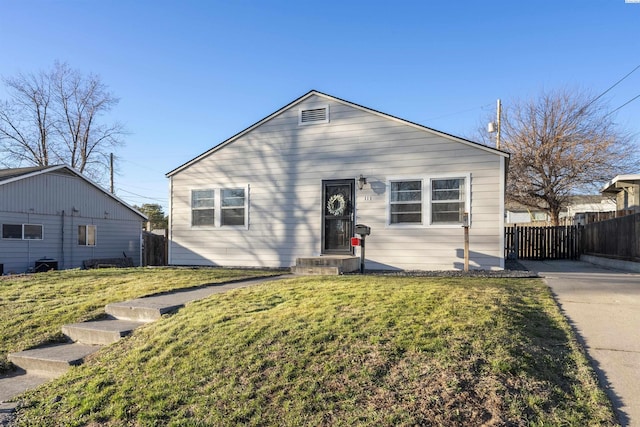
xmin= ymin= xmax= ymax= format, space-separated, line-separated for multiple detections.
xmin=0 ymin=62 xmax=125 ymax=180
xmin=497 ymin=88 xmax=637 ymax=225
xmin=0 ymin=69 xmax=55 ymax=167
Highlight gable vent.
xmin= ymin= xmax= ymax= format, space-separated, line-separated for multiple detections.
xmin=299 ymin=105 xmax=329 ymax=125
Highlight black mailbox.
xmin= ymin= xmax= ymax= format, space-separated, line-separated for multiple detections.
xmin=355 ymin=224 xmax=371 ymax=236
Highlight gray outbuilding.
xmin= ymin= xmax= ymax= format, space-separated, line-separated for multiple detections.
xmin=0 ymin=165 xmax=147 ymax=274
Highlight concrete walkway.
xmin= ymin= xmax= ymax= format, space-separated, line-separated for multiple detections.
xmin=0 ymin=274 xmax=287 ymax=423
xmin=521 ymin=260 xmax=640 ymax=427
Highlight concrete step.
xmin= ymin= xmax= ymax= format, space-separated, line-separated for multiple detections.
xmin=291 ymin=265 xmax=341 ymax=275
xmin=62 ymin=318 xmax=145 ymax=345
xmin=293 ymin=256 xmax=360 ymax=274
xmin=105 ymin=300 xmax=183 ymax=322
xmin=8 ymin=343 xmax=101 ymax=378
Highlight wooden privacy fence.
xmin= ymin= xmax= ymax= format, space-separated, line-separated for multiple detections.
xmin=505 ymin=225 xmax=581 ymax=260
xmin=582 ymin=213 xmax=640 ymax=262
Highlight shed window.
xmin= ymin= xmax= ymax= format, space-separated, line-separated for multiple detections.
xmin=2 ymin=224 xmax=43 ymax=240
xmin=2 ymin=224 xmax=23 ymax=239
xmin=23 ymin=224 xmax=43 ymax=240
xmin=192 ymin=190 xmax=215 ymax=226
xmin=431 ymin=178 xmax=465 ymax=224
xmin=390 ymin=181 xmax=422 ymax=224
xmin=78 ymin=225 xmax=96 ymax=246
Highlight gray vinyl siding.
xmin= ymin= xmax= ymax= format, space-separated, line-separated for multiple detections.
xmin=0 ymin=170 xmax=143 ymax=273
xmin=169 ymin=94 xmax=506 ymax=270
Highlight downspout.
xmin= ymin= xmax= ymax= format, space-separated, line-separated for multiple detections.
xmin=61 ymin=210 xmax=65 ymax=269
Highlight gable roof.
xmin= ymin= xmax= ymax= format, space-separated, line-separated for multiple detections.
xmin=0 ymin=165 xmax=147 ymax=220
xmin=166 ymin=90 xmax=509 ymax=177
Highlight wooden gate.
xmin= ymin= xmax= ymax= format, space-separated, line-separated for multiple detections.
xmin=505 ymin=225 xmax=581 ymax=260
xmin=143 ymin=231 xmax=167 ymax=266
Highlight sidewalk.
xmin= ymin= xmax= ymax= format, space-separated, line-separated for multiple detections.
xmin=521 ymin=260 xmax=640 ymax=427
xmin=0 ymin=274 xmax=287 ymax=422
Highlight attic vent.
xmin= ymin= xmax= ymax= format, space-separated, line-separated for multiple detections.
xmin=299 ymin=105 xmax=329 ymax=125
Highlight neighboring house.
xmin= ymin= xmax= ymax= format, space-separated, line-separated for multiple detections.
xmin=505 ymin=196 xmax=616 ymax=226
xmin=601 ymin=174 xmax=640 ymax=216
xmin=166 ymin=90 xmax=509 ymax=271
xmin=505 ymin=202 xmax=549 ymax=224
xmin=0 ymin=165 xmax=147 ymax=274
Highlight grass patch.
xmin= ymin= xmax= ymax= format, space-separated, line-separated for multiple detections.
xmin=11 ymin=276 xmax=616 ymax=426
xmin=0 ymin=267 xmax=281 ymax=373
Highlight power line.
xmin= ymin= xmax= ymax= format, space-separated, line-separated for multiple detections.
xmin=606 ymin=93 xmax=640 ymax=117
xmin=584 ymin=63 xmax=640 ymax=110
xmin=117 ymin=187 xmax=168 ymax=202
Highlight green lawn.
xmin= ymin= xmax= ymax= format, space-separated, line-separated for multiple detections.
xmin=0 ymin=267 xmax=282 ymax=373
xmin=7 ymin=274 xmax=616 ymax=426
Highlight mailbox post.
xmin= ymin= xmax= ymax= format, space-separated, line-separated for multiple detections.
xmin=354 ymin=224 xmax=371 ymax=274
xmin=462 ymin=212 xmax=469 ymax=272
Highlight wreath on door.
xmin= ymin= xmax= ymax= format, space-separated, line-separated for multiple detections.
xmin=327 ymin=194 xmax=346 ymax=216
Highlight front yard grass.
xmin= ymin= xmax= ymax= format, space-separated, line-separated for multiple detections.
xmin=0 ymin=267 xmax=282 ymax=373
xmin=9 ymin=275 xmax=616 ymax=426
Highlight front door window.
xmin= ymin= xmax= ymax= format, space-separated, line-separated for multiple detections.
xmin=322 ymin=180 xmax=354 ymax=254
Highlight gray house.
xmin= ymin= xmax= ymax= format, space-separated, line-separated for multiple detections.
xmin=167 ymin=90 xmax=509 ymax=271
xmin=0 ymin=165 xmax=147 ymax=274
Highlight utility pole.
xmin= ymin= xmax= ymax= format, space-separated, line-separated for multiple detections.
xmin=496 ymin=99 xmax=502 ymax=150
xmin=110 ymin=153 xmax=114 ymax=194
xmin=488 ymin=99 xmax=502 ymax=150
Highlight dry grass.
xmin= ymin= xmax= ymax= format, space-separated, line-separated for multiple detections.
xmin=10 ymin=275 xmax=617 ymax=426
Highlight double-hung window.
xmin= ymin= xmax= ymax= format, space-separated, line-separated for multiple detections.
xmin=221 ymin=188 xmax=246 ymax=226
xmin=192 ymin=190 xmax=215 ymax=226
xmin=431 ymin=178 xmax=466 ymax=224
xmin=191 ymin=187 xmax=248 ymax=228
xmin=390 ymin=180 xmax=423 ymax=224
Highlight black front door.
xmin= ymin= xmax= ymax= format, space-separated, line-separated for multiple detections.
xmin=322 ymin=179 xmax=355 ymax=254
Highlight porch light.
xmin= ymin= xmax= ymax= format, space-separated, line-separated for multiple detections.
xmin=358 ymin=175 xmax=367 ymax=190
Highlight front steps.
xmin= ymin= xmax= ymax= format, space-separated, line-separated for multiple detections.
xmin=292 ymin=256 xmax=360 ymax=275
xmin=8 ymin=300 xmax=176 ymax=379
xmin=7 ymin=343 xmax=102 ymax=378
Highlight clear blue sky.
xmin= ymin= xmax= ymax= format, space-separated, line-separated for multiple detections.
xmin=1 ymin=0 xmax=639 ymax=212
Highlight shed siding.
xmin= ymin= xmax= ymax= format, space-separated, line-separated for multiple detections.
xmin=1 ymin=170 xmax=143 ymax=273
xmin=169 ymin=95 xmax=505 ymax=270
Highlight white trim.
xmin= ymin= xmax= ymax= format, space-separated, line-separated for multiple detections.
xmin=428 ymin=173 xmax=472 ymax=228
xmin=190 ymin=188 xmax=216 ymax=228
xmin=168 ymin=177 xmax=173 ymax=264
xmin=499 ymin=157 xmax=506 ymax=269
xmin=387 ymin=177 xmax=424 ymax=228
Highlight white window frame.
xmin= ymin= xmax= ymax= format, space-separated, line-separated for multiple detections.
xmin=429 ymin=174 xmax=471 ymax=227
xmin=78 ymin=225 xmax=97 ymax=246
xmin=191 ymin=189 xmax=216 ymax=228
xmin=388 ymin=179 xmax=424 ymax=227
xmin=298 ymin=104 xmax=330 ymax=125
xmin=190 ymin=186 xmax=249 ymax=230
xmin=386 ymin=174 xmax=471 ymax=228
xmin=1 ymin=224 xmax=44 ymax=240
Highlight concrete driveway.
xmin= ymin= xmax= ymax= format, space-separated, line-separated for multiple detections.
xmin=521 ymin=260 xmax=640 ymax=427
